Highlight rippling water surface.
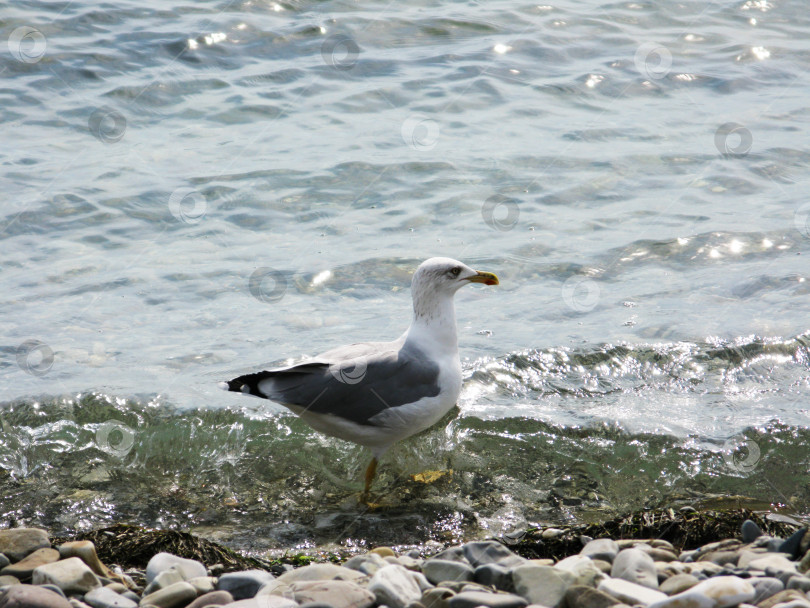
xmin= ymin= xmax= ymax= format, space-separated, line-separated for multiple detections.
xmin=2 ymin=0 xmax=810 ymax=555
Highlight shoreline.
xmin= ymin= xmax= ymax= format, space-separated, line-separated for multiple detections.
xmin=50 ymin=507 xmax=807 ymax=571
xmin=2 ymin=506 xmax=810 ymax=608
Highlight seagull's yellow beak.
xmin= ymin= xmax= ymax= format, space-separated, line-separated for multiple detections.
xmin=466 ymin=270 xmax=499 ymax=286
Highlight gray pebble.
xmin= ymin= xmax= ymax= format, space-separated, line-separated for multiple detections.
xmin=580 ymin=540 xmax=620 ymax=564
xmin=447 ymin=590 xmax=527 ymax=608
xmin=145 ymin=553 xmax=206 ymax=584
xmin=422 ymin=561 xmax=474 ymax=585
xmin=217 ymin=570 xmax=275 ymax=600
xmin=741 ymin=520 xmax=763 ymax=544
xmin=752 ymin=577 xmax=784 ymax=603
xmin=787 ymin=576 xmax=810 ymax=592
xmin=83 ymin=586 xmax=137 ymax=608
xmin=780 ymin=529 xmax=808 ymax=560
xmin=462 ymin=542 xmax=524 ymax=569
xmin=474 ymin=563 xmax=513 ymax=591
xmin=611 ymin=549 xmax=658 ymax=590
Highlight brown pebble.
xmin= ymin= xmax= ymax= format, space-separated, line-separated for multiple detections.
xmin=757 ymin=589 xmax=808 ymax=608
xmin=370 ymin=547 xmax=396 ymax=558
xmin=186 ymin=590 xmax=235 ymax=608
xmin=1 ymin=549 xmax=61 ymax=580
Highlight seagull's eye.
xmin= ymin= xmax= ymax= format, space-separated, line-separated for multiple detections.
xmin=449 ymin=267 xmax=461 ymax=277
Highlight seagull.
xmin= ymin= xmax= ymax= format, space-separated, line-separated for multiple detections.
xmin=219 ymin=257 xmax=499 ymax=502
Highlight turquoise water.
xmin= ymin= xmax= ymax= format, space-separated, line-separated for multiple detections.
xmin=2 ymin=0 xmax=809 ymax=554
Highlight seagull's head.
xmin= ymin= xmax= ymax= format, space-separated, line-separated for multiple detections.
xmin=411 ymin=257 xmax=499 ymax=318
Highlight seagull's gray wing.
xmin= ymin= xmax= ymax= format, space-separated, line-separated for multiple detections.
xmin=222 ymin=340 xmax=440 ymax=426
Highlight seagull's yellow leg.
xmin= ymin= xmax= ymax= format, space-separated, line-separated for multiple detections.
xmin=360 ymin=457 xmax=378 ymax=505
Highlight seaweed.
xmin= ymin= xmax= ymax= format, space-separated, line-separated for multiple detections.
xmin=510 ymin=508 xmax=803 ymax=560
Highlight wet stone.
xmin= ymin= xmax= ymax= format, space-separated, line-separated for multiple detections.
xmin=186 ymin=591 xmax=234 ymax=608
xmin=84 ymin=586 xmax=138 ymax=608
xmin=217 ymin=570 xmax=275 ymax=600
xmin=422 ymin=560 xmax=474 ymax=585
xmin=1 ymin=548 xmax=60 ymax=580
xmin=580 ymin=540 xmax=620 ymax=564
xmin=447 ymin=590 xmax=528 ymax=608
xmin=0 ymin=529 xmax=51 ymax=563
xmin=0 ymin=584 xmax=72 ymax=608
xmin=611 ymin=548 xmax=659 ymax=589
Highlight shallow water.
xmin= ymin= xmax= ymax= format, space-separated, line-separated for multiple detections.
xmin=2 ymin=0 xmax=810 ymax=555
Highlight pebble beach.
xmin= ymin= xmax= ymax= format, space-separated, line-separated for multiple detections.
xmin=3 ymin=517 xmax=810 ymax=608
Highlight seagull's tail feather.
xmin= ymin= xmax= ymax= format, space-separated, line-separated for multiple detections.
xmin=219 ymin=362 xmax=329 ymax=401
xmin=219 ymin=371 xmax=276 ymax=398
